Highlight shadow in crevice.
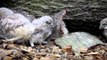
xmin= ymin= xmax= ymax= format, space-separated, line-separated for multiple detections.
xmin=64 ymin=19 xmax=107 ymax=43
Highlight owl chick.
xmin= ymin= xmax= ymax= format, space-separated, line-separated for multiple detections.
xmin=99 ymin=18 xmax=107 ymax=38
xmin=48 ymin=10 xmax=68 ymax=40
xmin=0 ymin=7 xmax=35 ymax=42
xmin=30 ymin=16 xmax=53 ymax=46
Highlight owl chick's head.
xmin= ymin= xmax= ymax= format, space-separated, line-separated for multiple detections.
xmin=39 ymin=16 xmax=53 ymax=26
xmin=32 ymin=16 xmax=54 ymax=28
xmin=99 ymin=18 xmax=107 ymax=29
xmin=51 ymin=10 xmax=68 ymax=37
xmin=0 ymin=7 xmax=14 ymax=18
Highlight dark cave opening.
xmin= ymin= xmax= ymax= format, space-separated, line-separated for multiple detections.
xmin=64 ymin=19 xmax=107 ymax=42
xmin=64 ymin=20 xmax=100 ymax=34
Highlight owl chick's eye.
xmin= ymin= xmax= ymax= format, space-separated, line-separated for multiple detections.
xmin=46 ymin=20 xmax=51 ymax=24
xmin=102 ymin=23 xmax=107 ymax=25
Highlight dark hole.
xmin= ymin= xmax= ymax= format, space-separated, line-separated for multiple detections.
xmin=64 ymin=19 xmax=107 ymax=43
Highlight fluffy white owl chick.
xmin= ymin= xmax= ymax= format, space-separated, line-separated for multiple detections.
xmin=99 ymin=18 xmax=107 ymax=29
xmin=99 ymin=18 xmax=107 ymax=38
xmin=30 ymin=16 xmax=53 ymax=46
xmin=48 ymin=10 xmax=68 ymax=40
xmin=0 ymin=7 xmax=33 ymax=42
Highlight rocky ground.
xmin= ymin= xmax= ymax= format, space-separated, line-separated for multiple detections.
xmin=0 ymin=40 xmax=106 ymax=60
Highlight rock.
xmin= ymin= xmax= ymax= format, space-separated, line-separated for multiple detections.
xmin=55 ymin=32 xmax=104 ymax=56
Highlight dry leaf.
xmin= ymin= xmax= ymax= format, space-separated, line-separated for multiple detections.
xmin=40 ymin=57 xmax=56 ymax=60
xmin=22 ymin=57 xmax=28 ymax=60
xmin=0 ymin=50 xmax=12 ymax=58
xmin=52 ymin=46 xmax=60 ymax=53
xmin=87 ymin=52 xmax=99 ymax=55
xmin=80 ymin=48 xmax=88 ymax=53
xmin=51 ymin=54 xmax=61 ymax=58
xmin=62 ymin=45 xmax=72 ymax=53
xmin=6 ymin=44 xmax=17 ymax=49
xmin=36 ymin=52 xmax=47 ymax=56
xmin=4 ymin=56 xmax=12 ymax=60
xmin=84 ymin=56 xmax=93 ymax=60
xmin=33 ymin=57 xmax=39 ymax=60
xmin=20 ymin=46 xmax=34 ymax=53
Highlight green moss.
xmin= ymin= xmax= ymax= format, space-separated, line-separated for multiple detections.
xmin=2 ymin=0 xmax=107 ymax=19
